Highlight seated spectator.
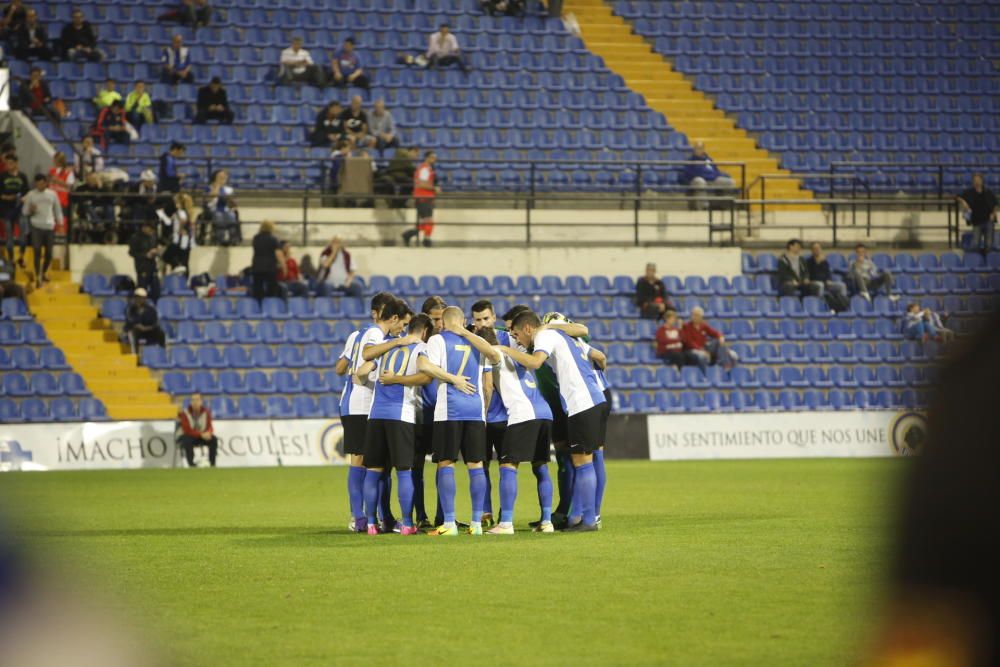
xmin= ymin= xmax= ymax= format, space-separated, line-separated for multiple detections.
xmin=315 ymin=235 xmax=362 ymax=297
xmin=330 ymin=37 xmax=370 ymax=91
xmin=177 ymin=393 xmax=218 ymax=468
xmin=654 ymin=310 xmax=685 ymax=368
xmin=158 ymin=0 xmax=212 ymax=28
xmin=375 ymin=146 xmax=415 ymax=208
xmin=480 ymin=0 xmax=526 ymax=16
xmin=59 ymin=8 xmax=105 ymax=62
xmin=1 ymin=154 xmax=29 ymax=265
xmin=635 ymin=262 xmax=672 ymax=320
xmin=48 ymin=151 xmax=74 ymax=234
xmin=369 ymin=99 xmax=399 ymax=155
xmin=777 ymin=238 xmax=822 ymax=298
xmin=1 ymin=0 xmax=27 ymax=42
xmin=124 ymin=80 xmax=155 ymax=133
xmin=158 ymin=193 xmax=195 ymax=274
xmin=158 ymin=142 xmax=185 ymax=193
xmin=279 ymin=36 xmax=323 ymax=87
xmin=902 ymin=303 xmax=954 ymax=344
xmin=15 ymin=67 xmax=60 ymax=126
xmin=70 ymin=171 xmax=115 ymax=243
xmin=806 ymin=242 xmax=849 ymax=312
xmin=92 ymin=78 xmax=121 ymax=110
xmin=194 ymin=77 xmax=234 ymax=124
xmin=205 ymin=168 xmax=240 ymax=245
xmin=681 ymin=306 xmax=737 ymax=372
xmin=340 ymin=95 xmax=373 ymax=149
xmin=849 ymin=243 xmax=897 ymax=302
xmin=426 ymin=23 xmax=468 ymax=72
xmin=0 ymin=248 xmax=27 ymax=303
xmin=327 ymin=138 xmax=351 ymax=195
xmin=678 ymin=140 xmax=736 ymax=210
xmin=956 ymin=173 xmax=998 ymax=256
xmin=13 ymin=8 xmax=50 ymax=60
xmin=278 ymin=240 xmax=309 ymax=297
xmin=129 ymin=221 xmax=162 ymax=301
xmin=21 ymin=173 xmax=60 ymax=286
xmin=91 ymin=99 xmax=133 ymax=149
xmin=161 ymin=34 xmax=193 ymax=84
xmin=310 ymin=101 xmax=344 ymax=147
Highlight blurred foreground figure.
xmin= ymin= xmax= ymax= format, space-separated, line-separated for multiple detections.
xmin=869 ymin=310 xmax=1000 ymax=666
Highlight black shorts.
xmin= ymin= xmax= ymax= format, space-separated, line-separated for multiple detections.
xmin=501 ymin=419 xmax=552 ymax=465
xmin=599 ymin=388 xmax=612 ymax=447
xmin=567 ymin=404 xmax=605 ymax=455
xmin=486 ymin=421 xmax=506 ymax=461
xmin=363 ymin=419 xmax=416 ymax=470
xmin=414 ymin=419 xmax=433 ymax=468
xmin=341 ymin=414 xmax=368 ymax=456
xmin=416 ymin=198 xmax=434 ymax=219
xmin=432 ymin=420 xmax=487 ymax=464
xmin=544 ymin=392 xmax=568 ymax=444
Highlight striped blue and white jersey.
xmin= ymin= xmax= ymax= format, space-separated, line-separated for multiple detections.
xmin=494 ymin=345 xmax=553 ymax=426
xmin=533 ymin=329 xmax=606 ymax=417
xmin=369 ymin=341 xmax=426 ymax=424
xmin=338 ymin=324 xmax=383 ymax=416
xmin=486 ymin=328 xmax=512 ymax=424
xmin=423 ymin=331 xmax=492 ymax=422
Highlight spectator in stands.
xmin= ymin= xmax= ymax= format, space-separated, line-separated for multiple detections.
xmin=310 ymin=101 xmax=344 ymax=147
xmin=278 ymin=36 xmax=323 ymax=87
xmin=849 ymin=243 xmax=897 ymax=302
xmin=340 ymin=95 xmax=372 ymax=149
xmin=480 ymin=0 xmax=526 ymax=17
xmin=70 ymin=171 xmax=114 ymax=243
xmin=159 ymin=0 xmax=212 ymax=28
xmin=177 ymin=393 xmax=218 ymax=468
xmin=327 ymin=138 xmax=350 ymax=195
xmin=159 ymin=193 xmax=195 ymax=274
xmin=13 ymin=8 xmax=50 ymax=60
xmin=206 ymin=169 xmax=240 ymax=245
xmin=315 ymin=235 xmax=362 ymax=297
xmin=47 ymin=151 xmax=73 ymax=234
xmin=0 ymin=154 xmax=28 ymax=265
xmin=124 ymin=169 xmax=161 ymax=236
xmin=375 ymin=146 xmax=415 ymax=208
xmin=681 ymin=306 xmax=737 ymax=373
xmin=73 ymin=135 xmax=104 ymax=179
xmin=250 ymin=219 xmax=284 ymax=302
xmin=330 ymin=37 xmax=370 ymax=92
xmin=124 ymin=81 xmax=155 ymax=134
xmin=635 ymin=262 xmax=672 ymax=320
xmin=0 ymin=249 xmax=26 ymax=303
xmin=128 ymin=222 xmax=162 ymax=302
xmin=21 ymin=174 xmax=60 ymax=287
xmin=426 ymin=23 xmax=468 ymax=72
xmin=957 ymin=173 xmax=998 ymax=256
xmin=91 ymin=78 xmax=121 ymax=110
xmin=678 ymin=140 xmax=736 ymax=210
xmin=194 ymin=76 xmax=234 ymax=124
xmin=369 ymin=99 xmax=399 ymax=155
xmin=902 ymin=302 xmax=942 ymax=344
xmin=58 ymin=8 xmax=104 ymax=62
xmin=777 ymin=238 xmax=822 ymax=298
xmin=806 ymin=242 xmax=849 ymax=312
xmin=91 ymin=99 xmax=133 ymax=148
xmin=277 ymin=240 xmax=309 ymax=297
xmin=654 ymin=309 xmax=685 ymax=368
xmin=15 ymin=67 xmax=59 ymax=126
xmin=161 ymin=34 xmax=193 ymax=84
xmin=124 ymin=287 xmax=166 ymax=351
xmin=1 ymin=0 xmax=27 ymax=42
xmin=159 ymin=142 xmax=185 ymax=193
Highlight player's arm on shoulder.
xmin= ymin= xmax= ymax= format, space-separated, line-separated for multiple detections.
xmin=448 ymin=324 xmax=501 ymax=364
xmin=334 ymin=356 xmax=350 ymax=375
xmin=543 ymin=321 xmax=589 ymax=338
xmin=354 ymin=359 xmax=376 ymax=384
xmin=589 ymin=347 xmax=608 ymax=370
xmin=381 ymin=368 xmax=432 ymax=386
xmin=417 ymin=356 xmax=475 ymax=394
xmin=500 ymin=345 xmax=547 ymax=370
xmin=362 ymin=333 xmax=417 ymax=361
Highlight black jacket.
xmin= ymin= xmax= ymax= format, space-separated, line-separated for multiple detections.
xmin=635 ymin=276 xmax=667 ymax=308
xmin=805 ymin=256 xmax=833 ymax=283
xmin=60 ymin=21 xmax=97 ymax=49
xmin=128 ymin=230 xmax=158 ymax=274
xmin=777 ymin=253 xmax=807 ymax=284
xmin=197 ymin=85 xmax=229 ymax=110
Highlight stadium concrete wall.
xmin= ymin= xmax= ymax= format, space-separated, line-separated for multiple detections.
xmin=69 ymin=244 xmax=742 ymax=282
xmin=1 ymin=411 xmax=923 ymax=472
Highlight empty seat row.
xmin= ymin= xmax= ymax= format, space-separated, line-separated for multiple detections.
xmin=0 ymin=397 xmax=108 ymax=422
xmin=161 ymin=369 xmax=346 ymax=396
xmin=0 ymin=347 xmax=72 ymax=371
xmin=1 ymin=373 xmax=90 ymax=397
xmin=141 ymin=344 xmax=344 ymax=370
xmin=617 ymin=388 xmax=929 ymax=414
xmin=607 ymin=365 xmax=933 ymax=391
xmin=0 ymin=322 xmax=49 ymax=345
xmin=606 ymin=340 xmax=946 ymax=366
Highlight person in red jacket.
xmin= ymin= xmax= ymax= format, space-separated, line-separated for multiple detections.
xmin=277 ymin=240 xmax=309 ymax=297
xmin=401 ymin=150 xmax=439 ymax=247
xmin=48 ymin=151 xmax=74 ymax=235
xmin=680 ymin=306 xmax=737 ymax=372
xmin=177 ymin=393 xmax=218 ymax=467
xmin=654 ymin=309 xmax=685 ymax=368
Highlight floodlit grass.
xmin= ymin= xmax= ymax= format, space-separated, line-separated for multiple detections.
xmin=1 ymin=459 xmax=904 ymax=666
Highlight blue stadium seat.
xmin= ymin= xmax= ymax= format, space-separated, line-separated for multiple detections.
xmin=61 ymin=373 xmax=89 ymax=396
xmin=246 ymin=371 xmax=275 ymax=394
xmin=50 ymin=397 xmax=78 ymax=422
xmin=220 ymin=370 xmax=249 ymax=395
xmin=79 ymin=398 xmax=108 ymax=421
xmin=162 ymin=371 xmax=192 ymax=394
xmin=250 ymin=346 xmax=279 ymax=367
xmin=0 ymin=398 xmax=21 ymax=422
xmin=31 ymin=372 xmax=63 ymax=397
xmin=289 ymin=298 xmax=317 ymax=320
xmin=239 ymin=396 xmax=267 ymax=418
xmin=191 ymin=370 xmax=221 ymax=395
xmin=22 ymin=398 xmax=50 ymax=421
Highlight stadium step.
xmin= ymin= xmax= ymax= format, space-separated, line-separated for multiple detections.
xmin=569 ymin=0 xmax=817 ymax=211
xmin=18 ymin=268 xmax=178 ymax=421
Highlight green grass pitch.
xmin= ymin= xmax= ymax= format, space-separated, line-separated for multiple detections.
xmin=1 ymin=459 xmax=904 ymax=666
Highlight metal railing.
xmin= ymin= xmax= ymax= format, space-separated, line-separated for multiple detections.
xmin=829 ymin=161 xmax=1000 ymax=201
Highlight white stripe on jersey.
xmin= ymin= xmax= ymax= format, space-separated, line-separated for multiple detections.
xmin=424 ymin=332 xmax=491 ymax=422
xmin=495 ymin=347 xmax=552 ymax=426
xmin=369 ymin=341 xmax=426 ymax=423
xmin=343 ymin=325 xmax=385 ymax=416
xmin=533 ymin=329 xmax=606 ymax=417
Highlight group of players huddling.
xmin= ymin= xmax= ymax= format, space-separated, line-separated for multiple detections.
xmin=336 ymin=291 xmax=611 ymax=535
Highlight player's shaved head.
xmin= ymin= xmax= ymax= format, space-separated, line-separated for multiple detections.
xmin=442 ymin=306 xmax=464 ymax=327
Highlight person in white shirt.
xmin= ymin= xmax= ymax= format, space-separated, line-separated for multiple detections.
xmin=426 ymin=23 xmax=468 ymax=72
xmin=21 ymin=174 xmax=62 ymax=287
xmin=278 ymin=36 xmax=323 ymax=86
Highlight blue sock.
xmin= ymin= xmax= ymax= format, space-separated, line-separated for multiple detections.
xmin=483 ymin=463 xmax=494 ymax=515
xmin=438 ymin=466 xmax=456 ymax=524
xmin=555 ymin=451 xmax=572 ymax=515
xmin=533 ymin=464 xmax=553 ymax=523
xmin=499 ymin=466 xmax=517 ymax=524
xmin=412 ymin=464 xmax=426 ymax=521
xmin=469 ymin=467 xmax=487 ymax=524
xmin=434 ymin=468 xmax=444 ymax=525
xmin=396 ymin=470 xmax=414 ymax=528
xmin=593 ymin=449 xmax=606 ymax=517
xmin=379 ymin=470 xmax=395 ymax=525
xmin=574 ymin=462 xmax=597 ymax=525
xmin=348 ymin=466 xmax=366 ymax=520
xmin=363 ymin=469 xmax=381 ymax=525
